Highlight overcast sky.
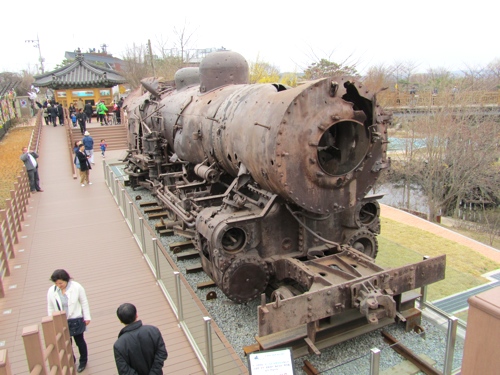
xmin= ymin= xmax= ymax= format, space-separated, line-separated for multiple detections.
xmin=2 ymin=0 xmax=498 ymax=76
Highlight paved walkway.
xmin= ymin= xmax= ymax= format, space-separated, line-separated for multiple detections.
xmin=0 ymin=122 xmax=204 ymax=374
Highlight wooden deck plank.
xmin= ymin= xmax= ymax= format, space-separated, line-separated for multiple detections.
xmin=0 ymin=126 xmax=214 ymax=374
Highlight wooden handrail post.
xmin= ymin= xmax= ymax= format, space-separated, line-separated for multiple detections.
xmin=11 ymin=186 xmax=23 ymax=224
xmin=42 ymin=313 xmax=75 ymax=375
xmin=0 ymin=210 xmax=14 ymax=259
xmin=0 ymin=349 xmax=13 ymax=375
xmin=22 ymin=325 xmax=49 ymax=375
xmin=3 ymin=202 xmax=18 ymax=246
xmin=51 ymin=311 xmax=76 ymax=374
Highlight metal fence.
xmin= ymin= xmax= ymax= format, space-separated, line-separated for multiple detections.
xmin=103 ymin=161 xmax=247 ymax=375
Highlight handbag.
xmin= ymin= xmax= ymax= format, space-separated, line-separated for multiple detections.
xmin=67 ymin=317 xmax=86 ymax=336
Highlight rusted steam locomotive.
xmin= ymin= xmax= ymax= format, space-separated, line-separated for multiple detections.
xmin=123 ymin=51 xmax=445 ymax=342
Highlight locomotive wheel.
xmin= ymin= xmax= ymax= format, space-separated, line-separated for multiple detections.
xmin=345 ymin=229 xmax=378 ymax=258
xmin=221 ymin=257 xmax=269 ymax=304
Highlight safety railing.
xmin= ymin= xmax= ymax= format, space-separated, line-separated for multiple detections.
xmin=103 ymin=161 xmax=247 ymax=375
xmin=22 ymin=311 xmax=76 ymax=375
xmin=0 ymin=113 xmax=40 ymax=297
xmin=0 ymin=349 xmax=12 ymax=375
xmin=0 ymin=113 xmax=41 ymax=298
xmin=0 ymin=167 xmax=31 ymax=298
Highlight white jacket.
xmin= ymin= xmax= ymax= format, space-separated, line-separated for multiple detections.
xmin=47 ymin=280 xmax=91 ymax=321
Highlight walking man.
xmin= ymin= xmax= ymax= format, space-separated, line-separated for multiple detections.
xmin=20 ymin=146 xmax=43 ymax=192
xmin=84 ymin=102 xmax=93 ymax=123
xmin=113 ymin=303 xmax=167 ymax=375
xmin=82 ymin=131 xmax=95 ymax=165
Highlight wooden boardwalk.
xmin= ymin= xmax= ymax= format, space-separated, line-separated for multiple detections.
xmin=0 ymin=123 xmax=236 ymax=374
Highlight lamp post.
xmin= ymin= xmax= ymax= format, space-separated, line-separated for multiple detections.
xmin=25 ymin=34 xmax=45 ymax=74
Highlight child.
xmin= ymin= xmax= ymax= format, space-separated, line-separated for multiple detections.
xmin=100 ymin=139 xmax=107 ymax=158
xmin=71 ymin=112 xmax=77 ymax=127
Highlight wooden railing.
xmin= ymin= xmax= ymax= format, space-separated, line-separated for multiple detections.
xmin=0 ymin=168 xmax=31 ymax=297
xmin=0 ymin=350 xmax=12 ymax=375
xmin=22 ymin=311 xmax=76 ymax=375
xmin=0 ymin=112 xmax=42 ymax=297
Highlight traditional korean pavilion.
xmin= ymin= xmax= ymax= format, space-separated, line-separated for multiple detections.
xmin=33 ymin=48 xmax=127 ymax=108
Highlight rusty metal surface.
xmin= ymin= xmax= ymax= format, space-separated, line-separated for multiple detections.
xmin=257 ymin=254 xmax=445 ymax=336
xmin=122 ymin=49 xmax=445 ymax=347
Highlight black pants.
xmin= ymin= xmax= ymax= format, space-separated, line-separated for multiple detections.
xmin=72 ymin=333 xmax=88 ymax=365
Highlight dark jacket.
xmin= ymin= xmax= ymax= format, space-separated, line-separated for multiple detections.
xmin=76 ymin=150 xmax=91 ymax=172
xmin=84 ymin=103 xmax=93 ymax=115
xmin=76 ymin=112 xmax=87 ymax=125
xmin=49 ymin=106 xmax=58 ymax=118
xmin=82 ymin=135 xmax=94 ymax=150
xmin=113 ymin=320 xmax=167 ymax=375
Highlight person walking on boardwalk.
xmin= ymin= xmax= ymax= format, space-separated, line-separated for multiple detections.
xmin=20 ymin=146 xmax=43 ymax=192
xmin=76 ymin=143 xmax=92 ymax=186
xmin=76 ymin=109 xmax=87 ymax=135
xmin=97 ymin=100 xmax=108 ymax=125
xmin=100 ymin=139 xmax=107 ymax=158
xmin=49 ymin=103 xmax=59 ymax=126
xmin=47 ymin=269 xmax=91 ymax=373
xmin=73 ymin=141 xmax=82 ymax=171
xmin=82 ymin=131 xmax=95 ymax=165
xmin=57 ymin=102 xmax=65 ymax=126
xmin=114 ymin=303 xmax=167 ymax=375
xmin=84 ymin=102 xmax=93 ymax=123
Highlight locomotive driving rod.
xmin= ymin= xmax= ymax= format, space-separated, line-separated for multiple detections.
xmin=258 ymin=254 xmax=446 ymax=336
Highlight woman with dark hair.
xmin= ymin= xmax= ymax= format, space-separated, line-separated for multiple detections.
xmin=47 ymin=269 xmax=91 ymax=373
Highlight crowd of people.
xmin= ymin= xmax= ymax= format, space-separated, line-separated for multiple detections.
xmin=42 ymin=97 xmax=124 ymax=128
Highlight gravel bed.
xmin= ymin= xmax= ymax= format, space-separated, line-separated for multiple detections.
xmin=125 ymin=185 xmax=464 ymax=375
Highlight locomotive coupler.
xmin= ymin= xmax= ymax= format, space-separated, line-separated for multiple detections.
xmin=351 ymin=279 xmax=396 ymax=324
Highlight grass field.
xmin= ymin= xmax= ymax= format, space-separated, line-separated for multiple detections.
xmin=377 ymin=217 xmax=500 ymax=302
xmin=0 ymin=126 xmax=34 ymax=209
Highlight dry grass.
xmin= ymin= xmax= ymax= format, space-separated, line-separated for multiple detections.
xmin=377 ymin=217 xmax=500 ymax=301
xmin=0 ymin=127 xmax=34 ymax=209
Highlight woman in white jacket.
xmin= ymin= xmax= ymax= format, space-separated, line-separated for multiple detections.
xmin=47 ymin=269 xmax=91 ymax=373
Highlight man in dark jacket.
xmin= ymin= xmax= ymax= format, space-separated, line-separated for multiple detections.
xmin=113 ymin=303 xmax=168 ymax=375
xmin=57 ymin=102 xmax=64 ymax=126
xmin=84 ymin=102 xmax=93 ymax=123
xmin=49 ymin=104 xmax=59 ymax=126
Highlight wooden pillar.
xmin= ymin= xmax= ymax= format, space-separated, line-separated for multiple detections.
xmin=21 ymin=325 xmax=48 ymax=375
xmin=0 ymin=349 xmax=12 ymax=375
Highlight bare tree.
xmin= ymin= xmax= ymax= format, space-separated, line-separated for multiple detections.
xmin=173 ymin=21 xmax=197 ymax=63
xmin=122 ymin=43 xmax=151 ymax=89
xmin=402 ymin=107 xmax=499 ymax=221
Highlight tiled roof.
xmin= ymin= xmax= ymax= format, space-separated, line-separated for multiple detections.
xmin=33 ymin=50 xmax=127 ymax=88
xmin=64 ymin=51 xmax=124 ymax=70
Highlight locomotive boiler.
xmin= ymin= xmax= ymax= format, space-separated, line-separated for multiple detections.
xmin=123 ymin=51 xmax=445 ymax=339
